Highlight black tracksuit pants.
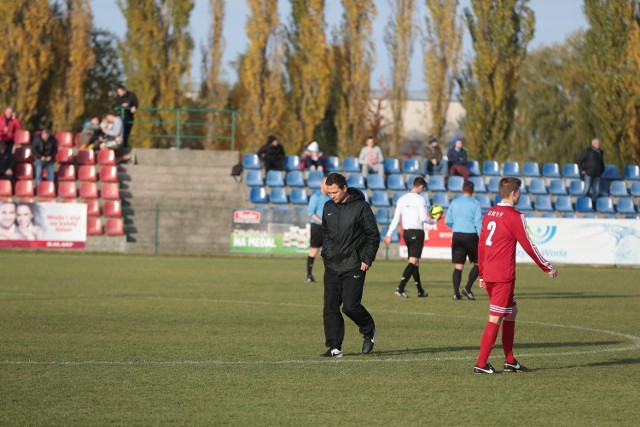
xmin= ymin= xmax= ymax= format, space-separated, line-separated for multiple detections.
xmin=323 ymin=269 xmax=375 ymax=349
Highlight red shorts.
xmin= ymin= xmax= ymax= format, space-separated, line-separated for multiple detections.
xmin=484 ymin=281 xmax=517 ymax=318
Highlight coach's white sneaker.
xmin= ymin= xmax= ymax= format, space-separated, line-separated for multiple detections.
xmin=320 ymin=348 xmax=343 ymax=358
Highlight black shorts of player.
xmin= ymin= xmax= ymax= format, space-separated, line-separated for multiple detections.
xmin=451 ymin=232 xmax=479 ymax=264
xmin=310 ymin=223 xmax=323 ymax=248
xmin=403 ymin=229 xmax=425 ymax=258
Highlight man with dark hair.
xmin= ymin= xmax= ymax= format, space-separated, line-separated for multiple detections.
xmin=577 ymin=138 xmax=605 ymax=206
xmin=423 ymin=136 xmax=443 ymax=175
xmin=320 ymin=172 xmax=380 ymax=357
xmin=445 ymin=180 xmax=482 ymax=300
xmin=257 ymin=135 xmax=285 ymax=173
xmin=384 ymin=176 xmax=436 ymax=298
xmin=32 ymin=129 xmax=57 ymax=186
xmin=474 ymin=177 xmax=557 ymax=374
xmin=114 ymin=83 xmax=138 ymax=149
xmin=447 ymin=137 xmax=470 ymax=180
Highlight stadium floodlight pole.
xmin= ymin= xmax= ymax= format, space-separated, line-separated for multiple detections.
xmin=154 ymin=204 xmax=160 ymax=255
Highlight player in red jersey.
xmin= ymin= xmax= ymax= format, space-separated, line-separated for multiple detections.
xmin=474 ymin=177 xmax=558 ymax=374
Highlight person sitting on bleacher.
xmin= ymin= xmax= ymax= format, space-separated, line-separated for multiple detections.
xmin=358 ymin=136 xmax=384 ymax=177
xmin=0 ymin=106 xmax=21 ymax=152
xmin=32 ymin=129 xmax=57 ymax=186
xmin=99 ymin=112 xmax=124 ymax=150
xmin=447 ymin=137 xmax=470 ymax=180
xmin=79 ymin=116 xmax=102 ymax=150
xmin=300 ymin=140 xmax=326 ymax=172
xmin=257 ymin=135 xmax=285 ymax=173
xmin=423 ymin=135 xmax=443 ymax=175
xmin=0 ymin=142 xmax=15 ymax=181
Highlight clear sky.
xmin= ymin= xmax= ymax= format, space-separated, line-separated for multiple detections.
xmin=90 ymin=0 xmax=587 ymax=92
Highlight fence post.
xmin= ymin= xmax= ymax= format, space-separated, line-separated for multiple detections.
xmin=231 ymin=111 xmax=236 ymax=151
xmin=175 ymin=109 xmax=182 ymax=149
xmin=154 ymin=204 xmax=160 ymax=255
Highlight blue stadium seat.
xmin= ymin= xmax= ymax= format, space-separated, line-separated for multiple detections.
xmin=603 ymin=164 xmax=622 ymax=180
xmin=343 ymin=157 xmax=361 ymax=173
xmin=391 ymin=191 xmax=405 ymax=206
xmin=523 ymin=162 xmax=541 ymax=177
xmin=502 ymin=161 xmax=520 ymax=176
xmin=569 ymin=180 xmax=585 ymax=196
xmin=447 ymin=175 xmax=464 ymax=193
xmin=249 ymin=187 xmax=268 ymax=204
xmin=428 ymin=175 xmax=446 ymax=192
xmin=487 ymin=177 xmax=500 ymax=193
xmin=245 ymin=170 xmax=264 ymax=187
xmin=432 ymin=192 xmax=451 ymax=208
xmin=346 ymin=173 xmax=366 ymax=189
xmin=631 ymin=182 xmax=640 ymax=197
xmin=528 ymin=178 xmax=547 ymax=195
xmin=541 ymin=213 xmax=557 ymax=218
xmin=534 ymin=195 xmax=553 ymax=211
xmin=285 ymin=171 xmax=305 ymax=187
xmin=474 ymin=193 xmax=492 ymax=210
xmin=326 ymin=156 xmax=340 ymax=172
xmin=469 ymin=176 xmax=487 ymax=193
xmin=371 ymin=191 xmax=391 ymax=207
xmin=616 ymin=198 xmax=636 ymax=214
xmin=562 ymin=163 xmax=580 ymax=180
xmin=523 ymin=212 xmax=536 ymax=218
xmin=466 ymin=160 xmax=481 ymax=176
xmin=494 ymin=195 xmax=502 ymax=205
xmin=376 ymin=207 xmax=393 ymax=225
xmin=266 ymin=170 xmax=285 ymax=187
xmin=519 ymin=182 xmax=528 ymax=194
xmin=289 ymin=188 xmax=308 ymax=205
xmin=482 ymin=160 xmax=500 ymax=177
xmin=367 ymin=174 xmax=386 ymax=190
xmin=387 ymin=175 xmax=406 ymax=191
xmin=402 ymin=158 xmax=420 ymax=174
xmin=420 ymin=192 xmax=431 ymax=208
xmin=306 ymin=171 xmax=324 ymax=189
xmin=582 ymin=213 xmax=598 ymax=219
xmin=554 ymin=196 xmax=574 ymax=212
xmin=562 ymin=213 xmax=578 ymax=219
xmin=609 ymin=181 xmax=629 ymax=198
xmin=405 ymin=175 xmax=421 ymax=189
xmin=515 ymin=194 xmax=533 ymax=211
xmin=542 ymin=162 xmax=561 ymax=178
xmin=548 ymin=179 xmax=568 ymax=195
xmin=269 ymin=187 xmax=288 ymax=204
xmin=384 ymin=158 xmax=401 ymax=174
xmin=576 ymin=196 xmax=595 ymax=213
xmin=380 ymin=226 xmax=400 ymax=243
xmin=623 ymin=164 xmax=640 ymax=181
xmin=284 ymin=155 xmax=300 ymax=172
xmin=242 ymin=154 xmax=261 ymax=170
xmin=595 ymin=197 xmax=615 ymax=214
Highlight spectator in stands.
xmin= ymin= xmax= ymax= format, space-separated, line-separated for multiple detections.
xmin=423 ymin=135 xmax=443 ymax=175
xmin=447 ymin=137 xmax=470 ymax=180
xmin=358 ymin=136 xmax=384 ymax=177
xmin=32 ymin=129 xmax=57 ymax=186
xmin=100 ymin=113 xmax=124 ymax=151
xmin=300 ymin=140 xmax=326 ymax=172
xmin=114 ymin=83 xmax=138 ymax=149
xmin=0 ymin=201 xmax=22 ymax=240
xmin=16 ymin=203 xmax=44 ymax=240
xmin=257 ymin=135 xmax=285 ymax=173
xmin=0 ymin=106 xmax=22 ymax=152
xmin=79 ymin=116 xmax=102 ymax=150
xmin=577 ymin=138 xmax=605 ymax=206
xmin=0 ymin=141 xmax=15 ymax=181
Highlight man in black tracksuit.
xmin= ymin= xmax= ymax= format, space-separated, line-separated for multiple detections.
xmin=320 ymin=173 xmax=380 ymax=357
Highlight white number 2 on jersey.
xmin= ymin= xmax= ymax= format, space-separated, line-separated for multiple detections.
xmin=486 ymin=221 xmax=497 ymax=246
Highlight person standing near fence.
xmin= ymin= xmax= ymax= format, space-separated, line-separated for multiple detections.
xmin=115 ymin=83 xmax=138 ymax=149
xmin=305 ymin=177 xmax=330 ymax=283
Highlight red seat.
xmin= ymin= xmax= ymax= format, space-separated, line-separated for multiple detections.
xmin=85 ymin=199 xmax=100 ymax=217
xmin=79 ymin=182 xmax=98 ymax=199
xmin=16 ymin=163 xmax=34 ymax=180
xmin=86 ymin=217 xmax=103 ymax=235
xmin=103 ymin=200 xmax=122 ymax=217
xmin=74 ymin=132 xmax=82 ymax=147
xmin=13 ymin=146 xmax=32 ymax=163
xmin=76 ymin=149 xmax=95 ymax=165
xmin=99 ymin=165 xmax=118 ymax=182
xmin=97 ymin=149 xmax=116 ymax=166
xmin=55 ymin=147 xmax=74 ymax=164
xmin=105 ymin=218 xmax=124 ymax=236
xmin=15 ymin=180 xmax=34 ymax=197
xmin=78 ymin=165 xmax=97 ymax=182
xmin=13 ymin=129 xmax=30 ymax=145
xmin=56 ymin=164 xmax=76 ymax=181
xmin=0 ymin=179 xmax=12 ymax=199
xmin=55 ymin=131 xmax=73 ymax=147
xmin=37 ymin=181 xmax=56 ymax=200
xmin=57 ymin=181 xmax=77 ymax=199
xmin=100 ymin=182 xmax=120 ymax=200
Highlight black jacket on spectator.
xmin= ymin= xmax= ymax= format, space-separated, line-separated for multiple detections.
xmin=115 ymin=90 xmax=139 ymax=122
xmin=0 ymin=147 xmax=15 ymax=177
xmin=257 ymin=141 xmax=285 ymax=171
xmin=577 ymin=146 xmax=605 ymax=177
xmin=32 ymin=134 xmax=58 ymax=160
xmin=447 ymin=146 xmax=468 ymax=165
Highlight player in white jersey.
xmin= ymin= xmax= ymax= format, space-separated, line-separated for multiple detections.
xmin=384 ymin=176 xmax=437 ymax=298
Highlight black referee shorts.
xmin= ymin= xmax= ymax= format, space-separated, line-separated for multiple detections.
xmin=403 ymin=229 xmax=425 ymax=258
xmin=451 ymin=232 xmax=479 ymax=264
xmin=310 ymin=223 xmax=323 ymax=248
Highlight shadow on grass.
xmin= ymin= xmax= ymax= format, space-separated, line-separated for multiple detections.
xmin=553 ymin=357 xmax=640 ymax=370
xmin=518 ymin=292 xmax=640 ymax=300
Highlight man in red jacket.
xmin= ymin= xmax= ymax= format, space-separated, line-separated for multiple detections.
xmin=0 ymin=106 xmax=22 ymax=151
xmin=474 ymin=177 xmax=558 ymax=374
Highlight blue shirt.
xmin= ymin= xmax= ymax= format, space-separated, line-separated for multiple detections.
xmin=445 ymin=195 xmax=482 ymax=235
xmin=308 ymin=191 xmax=330 ymax=224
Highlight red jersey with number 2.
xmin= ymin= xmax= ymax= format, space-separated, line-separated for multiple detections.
xmin=478 ymin=203 xmax=553 ymax=282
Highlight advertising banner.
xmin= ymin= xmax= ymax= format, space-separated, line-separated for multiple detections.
xmin=230 ymin=208 xmax=310 ymax=255
xmin=398 ymin=215 xmax=640 ymax=266
xmin=0 ymin=201 xmax=87 ymax=249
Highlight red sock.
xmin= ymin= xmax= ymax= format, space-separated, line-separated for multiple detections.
xmin=502 ymin=320 xmax=516 ymax=363
xmin=476 ymin=322 xmax=500 ymax=367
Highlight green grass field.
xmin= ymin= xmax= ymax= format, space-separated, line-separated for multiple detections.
xmin=1 ymin=251 xmax=639 ymax=425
